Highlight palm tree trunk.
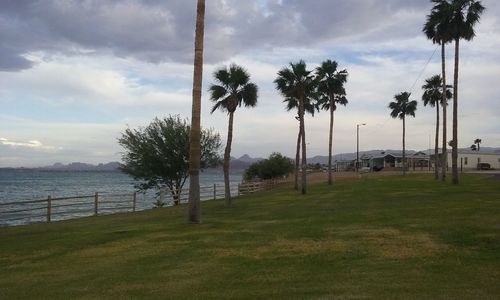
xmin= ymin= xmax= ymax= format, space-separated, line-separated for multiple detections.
xmin=223 ymin=111 xmax=235 ymax=207
xmin=299 ymin=94 xmax=307 ymax=194
xmin=452 ymin=38 xmax=460 ymax=185
xmin=434 ymin=102 xmax=440 ymax=180
xmin=441 ymin=42 xmax=447 ymax=182
xmin=295 ymin=128 xmax=300 ymax=191
xmin=402 ymin=116 xmax=406 ymax=176
xmin=328 ymin=96 xmax=334 ymax=185
xmin=188 ymin=0 xmax=205 ymax=224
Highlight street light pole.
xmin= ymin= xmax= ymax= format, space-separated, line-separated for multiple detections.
xmin=356 ymin=123 xmax=366 ymax=172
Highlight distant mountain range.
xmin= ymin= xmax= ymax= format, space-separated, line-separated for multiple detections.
xmin=229 ymin=154 xmax=263 ymax=170
xmin=234 ymin=147 xmax=499 ymax=169
xmin=36 ymin=162 xmax=123 ymax=171
xmin=4 ymin=147 xmax=499 ymax=171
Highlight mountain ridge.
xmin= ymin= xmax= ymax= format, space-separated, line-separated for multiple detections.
xmin=4 ymin=147 xmax=499 ymax=171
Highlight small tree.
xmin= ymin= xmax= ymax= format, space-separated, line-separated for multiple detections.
xmin=244 ymin=152 xmax=294 ymax=181
xmin=119 ymin=115 xmax=221 ymax=205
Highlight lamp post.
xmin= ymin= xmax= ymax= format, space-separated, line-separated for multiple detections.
xmin=356 ymin=123 xmax=366 ymax=172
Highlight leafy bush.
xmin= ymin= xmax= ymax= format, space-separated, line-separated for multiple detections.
xmin=244 ymin=152 xmax=293 ymax=181
xmin=119 ymin=115 xmax=222 ymax=205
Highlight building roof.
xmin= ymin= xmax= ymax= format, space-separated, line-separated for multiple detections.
xmin=365 ymin=151 xmax=429 ymax=159
xmin=448 ymin=150 xmax=500 ymax=156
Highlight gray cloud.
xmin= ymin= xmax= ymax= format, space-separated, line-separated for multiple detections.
xmin=0 ymin=47 xmax=34 ymax=71
xmin=0 ymin=0 xmax=437 ymax=71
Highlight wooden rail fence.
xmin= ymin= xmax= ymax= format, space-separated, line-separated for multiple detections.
xmin=0 ymin=192 xmax=138 ymax=226
xmin=238 ymin=178 xmax=287 ymax=195
xmin=0 ymin=179 xmax=287 ymax=227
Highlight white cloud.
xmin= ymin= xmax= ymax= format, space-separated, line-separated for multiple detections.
xmin=1 ymin=57 xmax=191 ymax=109
xmin=1 ymin=0 xmax=499 ymax=166
xmin=0 ymin=137 xmax=60 ymax=150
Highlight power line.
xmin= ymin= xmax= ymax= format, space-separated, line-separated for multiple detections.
xmin=409 ymin=45 xmax=439 ymax=94
xmin=362 ymin=45 xmax=440 ymax=137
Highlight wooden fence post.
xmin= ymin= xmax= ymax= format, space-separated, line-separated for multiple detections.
xmin=132 ymin=192 xmax=137 ymax=212
xmin=213 ymin=184 xmax=216 ymax=200
xmin=47 ymin=195 xmax=52 ymax=222
xmin=94 ymin=192 xmax=99 ymax=216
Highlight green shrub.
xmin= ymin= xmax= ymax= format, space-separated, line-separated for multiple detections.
xmin=244 ymin=152 xmax=293 ymax=181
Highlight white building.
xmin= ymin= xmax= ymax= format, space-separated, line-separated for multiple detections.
xmin=361 ymin=151 xmax=430 ymax=171
xmin=446 ymin=151 xmax=500 ymax=170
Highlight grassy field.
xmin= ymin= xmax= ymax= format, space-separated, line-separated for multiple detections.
xmin=1 ymin=174 xmax=499 ymax=299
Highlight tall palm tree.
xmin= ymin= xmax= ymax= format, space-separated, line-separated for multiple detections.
xmin=209 ymin=64 xmax=258 ymax=207
xmin=315 ymin=60 xmax=348 ymax=186
xmin=275 ymin=60 xmax=316 ymax=194
xmin=283 ymin=96 xmax=317 ymax=191
xmin=448 ymin=0 xmax=485 ymax=184
xmin=389 ymin=92 xmax=418 ymax=176
xmin=188 ymin=0 xmax=205 ymax=224
xmin=423 ymin=0 xmax=453 ymax=182
xmin=421 ymin=75 xmax=452 ymax=179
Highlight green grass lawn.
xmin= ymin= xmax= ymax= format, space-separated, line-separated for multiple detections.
xmin=1 ymin=174 xmax=499 ymax=299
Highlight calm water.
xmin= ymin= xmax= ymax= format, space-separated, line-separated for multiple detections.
xmin=0 ymin=169 xmax=242 ymax=201
xmin=0 ymin=169 xmax=243 ymax=226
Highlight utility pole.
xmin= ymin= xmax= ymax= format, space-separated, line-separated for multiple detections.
xmin=356 ymin=123 xmax=366 ymax=172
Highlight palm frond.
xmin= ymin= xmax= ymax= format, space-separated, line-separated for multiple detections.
xmin=423 ymin=0 xmax=455 ymax=44
xmin=213 ymin=67 xmax=231 ymax=86
xmin=241 ymin=83 xmax=258 ymax=107
xmin=208 ymin=85 xmax=227 ymax=101
xmin=210 ymin=99 xmax=224 ymax=114
xmin=275 ymin=60 xmax=317 ymax=115
xmin=210 ymin=63 xmax=258 ymax=113
xmin=389 ymin=91 xmax=417 ymax=120
xmin=448 ymin=0 xmax=485 ymax=41
xmin=421 ymin=74 xmax=453 ymax=107
xmin=229 ymin=63 xmax=250 ymax=87
xmin=284 ymin=97 xmax=299 ymax=111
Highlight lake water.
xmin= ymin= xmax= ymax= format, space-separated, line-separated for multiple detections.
xmin=0 ymin=169 xmax=243 ymax=226
xmin=0 ymin=169 xmax=242 ymax=201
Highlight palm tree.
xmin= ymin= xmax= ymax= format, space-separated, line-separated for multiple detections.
xmin=474 ymin=138 xmax=482 ymax=151
xmin=275 ymin=60 xmax=316 ymax=194
xmin=448 ymin=0 xmax=485 ymax=184
xmin=316 ymin=60 xmax=348 ymax=186
xmin=209 ymin=64 xmax=258 ymax=207
xmin=423 ymin=0 xmax=454 ymax=182
xmin=188 ymin=0 xmax=205 ymax=224
xmin=283 ymin=97 xmax=317 ymax=191
xmin=389 ymin=92 xmax=418 ymax=176
xmin=421 ymin=75 xmax=452 ymax=179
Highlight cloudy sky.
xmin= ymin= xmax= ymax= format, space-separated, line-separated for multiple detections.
xmin=1 ymin=0 xmax=499 ymax=167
